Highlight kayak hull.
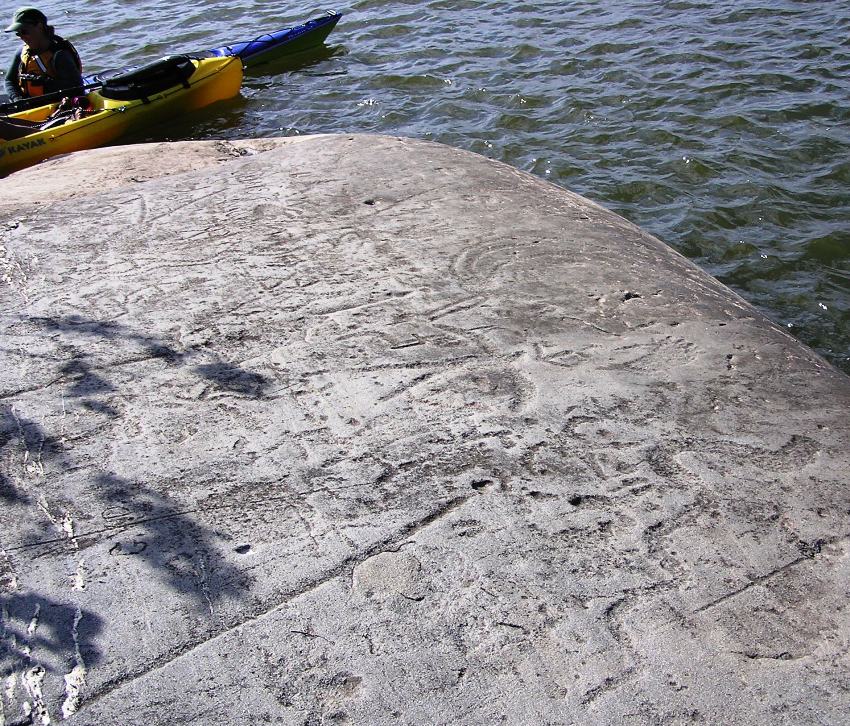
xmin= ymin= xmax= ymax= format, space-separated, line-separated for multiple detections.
xmin=205 ymin=11 xmax=342 ymax=68
xmin=82 ymin=12 xmax=342 ymax=86
xmin=0 ymin=55 xmax=242 ymax=176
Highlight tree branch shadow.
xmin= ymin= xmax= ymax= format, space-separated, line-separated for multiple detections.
xmin=0 ymin=592 xmax=105 ymax=723
xmin=7 ymin=316 xmax=261 ymax=607
xmin=92 ymin=473 xmax=251 ymax=611
xmin=0 ymin=593 xmax=104 ymax=674
xmin=27 ymin=314 xmax=270 ymax=401
xmin=193 ymin=361 xmax=269 ymax=398
xmin=2 ymin=313 xmax=267 ymax=717
xmin=33 ymin=315 xmax=183 ymax=364
xmin=0 ymin=403 xmax=59 ymax=505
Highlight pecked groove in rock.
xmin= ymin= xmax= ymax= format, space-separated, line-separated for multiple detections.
xmin=0 ymin=135 xmax=848 ymax=725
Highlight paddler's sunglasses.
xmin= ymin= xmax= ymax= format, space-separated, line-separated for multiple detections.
xmin=15 ymin=26 xmax=35 ymax=38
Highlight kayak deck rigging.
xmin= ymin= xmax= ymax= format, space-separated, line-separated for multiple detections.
xmin=0 ymin=55 xmax=243 ymax=175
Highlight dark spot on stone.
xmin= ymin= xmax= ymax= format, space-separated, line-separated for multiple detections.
xmin=528 ymin=490 xmax=557 ymax=500
xmin=471 ymin=479 xmax=493 ymax=490
xmin=109 ymin=540 xmax=147 ymax=556
xmin=568 ymin=495 xmax=584 ymax=506
xmin=375 ymin=469 xmax=393 ymax=485
xmin=194 ymin=362 xmax=269 ymax=398
xmin=622 ymin=291 xmax=641 ymax=301
xmin=234 ymin=544 xmax=251 ymax=554
xmin=364 ymin=199 xmax=376 ymax=205
xmin=796 ymin=539 xmax=824 ymax=557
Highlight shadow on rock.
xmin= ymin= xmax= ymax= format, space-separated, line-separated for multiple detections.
xmin=6 ymin=318 xmax=256 ymax=610
xmin=60 ymin=359 xmax=116 ymax=398
xmin=0 ymin=592 xmax=105 ymax=675
xmin=21 ymin=314 xmax=182 ymax=421
xmin=193 ymin=362 xmax=269 ymax=399
xmin=94 ymin=474 xmax=251 ymax=611
xmin=32 ymin=315 xmax=183 ymax=363
xmin=80 ymin=399 xmax=120 ymax=418
xmin=26 ymin=314 xmax=269 ymax=401
xmin=0 ymin=476 xmax=24 ymax=503
xmin=0 ymin=404 xmax=65 ymax=504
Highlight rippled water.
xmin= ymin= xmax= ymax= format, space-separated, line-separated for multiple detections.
xmin=16 ymin=1 xmax=850 ymax=373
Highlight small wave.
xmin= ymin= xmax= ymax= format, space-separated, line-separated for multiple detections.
xmin=803 ymin=234 xmax=850 ymax=265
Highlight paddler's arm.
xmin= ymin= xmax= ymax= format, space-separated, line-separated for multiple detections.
xmin=52 ymin=49 xmax=83 ymax=92
xmin=5 ymin=49 xmax=23 ymax=101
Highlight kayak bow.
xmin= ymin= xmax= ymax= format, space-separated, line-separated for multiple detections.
xmin=203 ymin=11 xmax=342 ymax=68
xmin=85 ymin=11 xmax=342 ymax=85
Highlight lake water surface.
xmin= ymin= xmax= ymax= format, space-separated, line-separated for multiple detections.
xmin=14 ymin=1 xmax=850 ymax=373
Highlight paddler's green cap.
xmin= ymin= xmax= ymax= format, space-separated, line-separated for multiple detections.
xmin=4 ymin=7 xmax=47 ymax=33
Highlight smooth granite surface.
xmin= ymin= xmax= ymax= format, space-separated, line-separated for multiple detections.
xmin=1 ymin=135 xmax=848 ymax=725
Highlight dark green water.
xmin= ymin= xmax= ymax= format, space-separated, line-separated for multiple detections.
xmin=20 ymin=1 xmax=850 ymax=373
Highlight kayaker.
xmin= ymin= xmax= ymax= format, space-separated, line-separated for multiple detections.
xmin=3 ymin=7 xmax=83 ymax=101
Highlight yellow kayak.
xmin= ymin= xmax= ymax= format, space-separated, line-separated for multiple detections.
xmin=0 ymin=54 xmax=243 ymax=175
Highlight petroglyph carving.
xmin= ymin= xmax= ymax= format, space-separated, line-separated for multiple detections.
xmin=0 ymin=136 xmax=847 ymax=724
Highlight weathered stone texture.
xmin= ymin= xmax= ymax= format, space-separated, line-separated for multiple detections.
xmin=0 ymin=135 xmax=848 ymax=725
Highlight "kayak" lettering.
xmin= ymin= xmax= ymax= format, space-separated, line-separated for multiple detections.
xmin=0 ymin=137 xmax=48 ymax=157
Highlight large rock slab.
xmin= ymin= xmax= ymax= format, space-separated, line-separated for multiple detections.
xmin=0 ymin=135 xmax=848 ymax=725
